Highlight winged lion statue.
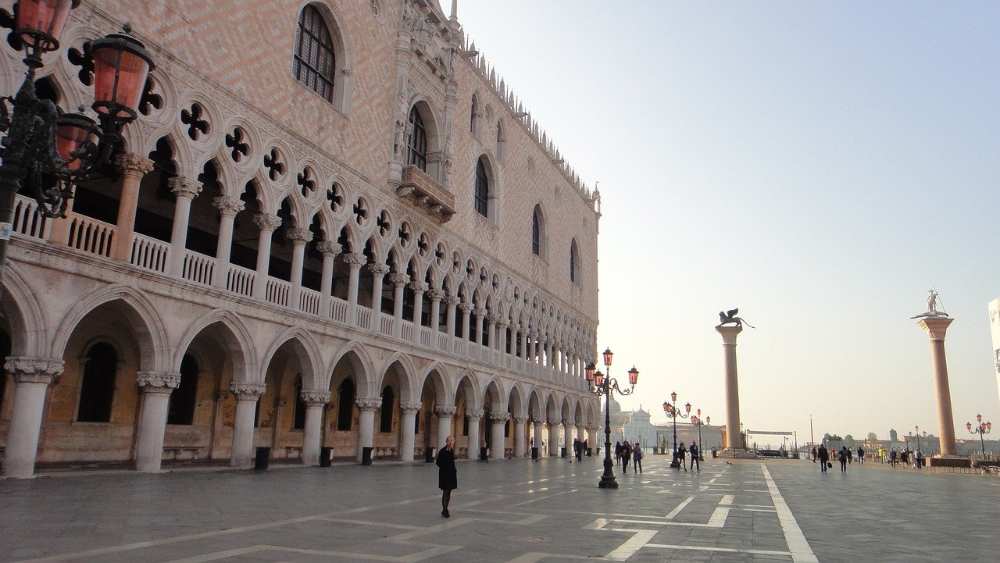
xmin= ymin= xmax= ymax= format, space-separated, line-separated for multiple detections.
xmin=718 ymin=308 xmax=755 ymax=329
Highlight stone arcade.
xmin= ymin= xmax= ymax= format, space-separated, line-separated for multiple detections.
xmin=0 ymin=0 xmax=601 ymax=478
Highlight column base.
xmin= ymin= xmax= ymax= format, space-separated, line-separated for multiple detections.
xmin=722 ymin=448 xmax=757 ymax=459
xmin=928 ymin=455 xmax=970 ymax=468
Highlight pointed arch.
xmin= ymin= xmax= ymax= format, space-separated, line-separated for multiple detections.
xmin=0 ymin=263 xmax=48 ymax=357
xmin=375 ymin=351 xmax=416 ymax=404
xmin=416 ymin=360 xmax=451 ymax=406
xmin=173 ymin=309 xmax=257 ymax=383
xmin=259 ymin=326 xmax=323 ymax=389
xmin=326 ymin=340 xmax=376 ymax=398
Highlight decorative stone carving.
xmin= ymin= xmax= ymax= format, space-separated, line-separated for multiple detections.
xmin=426 ymin=288 xmax=443 ymax=302
xmin=137 ymin=371 xmax=182 ymax=393
xmin=253 ymin=213 xmax=282 ymax=231
xmin=169 ymin=176 xmax=202 ymax=199
xmin=3 ymin=357 xmax=64 ymax=384
xmin=389 ymin=272 xmax=410 ymax=286
xmin=286 ymin=227 xmax=313 ymax=243
xmin=408 ymin=281 xmax=428 ymax=293
xmin=459 ymin=303 xmax=473 ymax=314
xmin=230 ymin=382 xmax=266 ymax=400
xmin=315 ymin=240 xmax=342 ymax=256
xmin=434 ymin=405 xmax=457 ymax=416
xmin=343 ymin=252 xmax=367 ymax=267
xmin=300 ymin=390 xmax=331 ymax=405
xmin=513 ymin=416 xmax=529 ymax=425
xmin=489 ymin=412 xmax=510 ymax=423
xmin=400 ymin=401 xmax=422 ymax=413
xmin=356 ymin=398 xmax=382 ymax=411
xmin=115 ymin=153 xmax=154 ymax=177
xmin=466 ymin=409 xmax=484 ymax=419
xmin=368 ymin=263 xmax=390 ymax=277
xmin=213 ymin=195 xmax=245 ymax=215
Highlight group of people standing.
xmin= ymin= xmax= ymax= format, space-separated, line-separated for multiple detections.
xmin=812 ymin=445 xmax=865 ymax=473
xmin=675 ymin=442 xmax=701 ymax=471
xmin=614 ymin=441 xmax=644 ymax=473
xmin=571 ymin=437 xmax=589 ymax=462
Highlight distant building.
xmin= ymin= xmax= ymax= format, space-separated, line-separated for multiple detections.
xmin=989 ymin=299 xmax=1000 ymax=404
xmin=612 ymin=405 xmax=724 ymax=452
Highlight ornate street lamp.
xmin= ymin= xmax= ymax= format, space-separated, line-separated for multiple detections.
xmin=0 ymin=2 xmax=154 ymax=270
xmin=662 ymin=392 xmax=691 ymax=469
xmin=692 ymin=408 xmax=708 ymax=461
xmin=588 ymin=347 xmax=638 ymax=489
xmin=914 ymin=425 xmax=921 ymax=454
xmin=966 ymin=414 xmax=992 ymax=458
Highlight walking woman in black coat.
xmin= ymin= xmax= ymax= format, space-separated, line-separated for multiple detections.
xmin=436 ymin=435 xmax=457 ymax=518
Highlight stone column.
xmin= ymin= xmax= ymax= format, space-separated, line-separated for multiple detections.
xmin=368 ymin=264 xmax=390 ymax=316
xmin=399 ymin=402 xmax=420 ymax=462
xmin=317 ymin=241 xmax=341 ymax=316
xmin=466 ymin=410 xmax=482 ymax=459
xmin=533 ymin=420 xmax=545 ymax=454
xmin=445 ymin=295 xmax=457 ymax=337
xmin=410 ymin=281 xmax=427 ymax=337
xmin=527 ymin=333 xmax=535 ymax=362
xmin=514 ymin=417 xmax=528 ymax=457
xmin=300 ymin=390 xmax=330 ymax=466
xmin=475 ymin=308 xmax=486 ymax=345
xmin=2 ymin=357 xmax=63 ymax=479
xmin=548 ymin=420 xmax=559 ymax=456
xmin=490 ymin=413 xmax=507 ymax=460
xmin=286 ymin=228 xmax=312 ymax=308
xmin=716 ymin=324 xmax=744 ymax=451
xmin=918 ymin=317 xmax=958 ymax=456
xmin=428 ymin=289 xmax=442 ymax=333
xmin=111 ymin=153 xmax=155 ymax=260
xmin=135 ymin=371 xmax=181 ymax=473
xmin=356 ymin=398 xmax=380 ymax=462
xmin=497 ymin=321 xmax=508 ymax=355
xmin=486 ymin=317 xmax=496 ymax=350
xmin=460 ymin=304 xmax=472 ymax=341
xmin=166 ymin=177 xmax=202 ymax=276
xmin=390 ymin=272 xmax=409 ymax=338
xmin=344 ymin=253 xmax=366 ymax=323
xmin=212 ymin=195 xmax=245 ymax=288
xmin=251 ymin=213 xmax=281 ymax=299
xmin=230 ymin=383 xmax=265 ymax=468
xmin=435 ymin=405 xmax=456 ymax=452
xmin=563 ymin=417 xmax=575 ymax=457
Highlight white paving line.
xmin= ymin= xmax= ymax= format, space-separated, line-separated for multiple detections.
xmin=512 ymin=488 xmax=578 ymax=507
xmin=605 ymin=530 xmax=658 ymax=561
xmin=762 ymin=463 xmax=818 ymax=563
xmin=665 ymin=495 xmax=695 ymax=519
xmin=646 ymin=543 xmax=793 ymax=557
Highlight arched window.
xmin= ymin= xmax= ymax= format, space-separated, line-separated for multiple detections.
xmin=470 ymin=95 xmax=479 ymax=134
xmin=167 ymin=354 xmax=199 ymax=425
xmin=379 ymin=386 xmax=394 ymax=433
xmin=531 ymin=205 xmax=544 ymax=256
xmin=407 ymin=106 xmax=427 ymax=171
xmin=293 ymin=5 xmax=336 ymax=102
xmin=474 ymin=158 xmax=489 ymax=217
xmin=336 ymin=378 xmax=355 ymax=431
xmin=570 ymin=239 xmax=581 ymax=285
xmin=292 ymin=375 xmax=306 ymax=430
xmin=77 ymin=343 xmax=117 ymax=422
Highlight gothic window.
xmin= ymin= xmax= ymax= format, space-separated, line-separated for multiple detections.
xmin=167 ymin=354 xmax=199 ymax=425
xmin=474 ymin=158 xmax=489 ymax=217
xmin=407 ymin=106 xmax=427 ymax=171
xmin=293 ymin=5 xmax=336 ymax=102
xmin=293 ymin=375 xmax=306 ymax=430
xmin=570 ymin=239 xmax=581 ymax=285
xmin=336 ymin=379 xmax=355 ymax=431
xmin=379 ymin=386 xmax=395 ymax=433
xmin=77 ymin=343 xmax=117 ymax=423
xmin=531 ymin=205 xmax=544 ymax=256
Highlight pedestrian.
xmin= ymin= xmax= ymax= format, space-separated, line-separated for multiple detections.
xmin=915 ymin=450 xmax=924 ymax=469
xmin=614 ymin=441 xmax=621 ymax=467
xmin=857 ymin=446 xmax=864 ymax=465
xmin=678 ymin=442 xmax=688 ymax=472
xmin=811 ymin=446 xmax=817 ymax=463
xmin=847 ymin=448 xmax=853 ymax=464
xmin=435 ymin=435 xmax=457 ymax=518
xmin=818 ymin=444 xmax=829 ymax=473
xmin=584 ymin=439 xmax=589 ymax=458
xmin=622 ymin=442 xmax=630 ymax=473
xmin=633 ymin=442 xmax=643 ymax=474
xmin=690 ymin=441 xmax=701 ymax=472
xmin=889 ymin=448 xmax=897 ymax=468
xmin=839 ymin=446 xmax=849 ymax=473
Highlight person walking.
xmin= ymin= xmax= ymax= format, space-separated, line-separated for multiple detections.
xmin=436 ymin=436 xmax=457 ymax=518
xmin=678 ymin=442 xmax=688 ymax=472
xmin=614 ymin=441 xmax=622 ymax=467
xmin=622 ymin=442 xmax=630 ymax=473
xmin=857 ymin=446 xmax=865 ymax=465
xmin=889 ymin=448 xmax=897 ymax=468
xmin=633 ymin=442 xmax=643 ymax=474
xmin=690 ymin=441 xmax=701 ymax=472
xmin=818 ymin=444 xmax=829 ymax=473
xmin=839 ymin=446 xmax=849 ymax=473
xmin=811 ymin=446 xmax=817 ymax=463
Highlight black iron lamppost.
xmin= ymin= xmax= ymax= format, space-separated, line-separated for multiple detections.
xmin=587 ymin=347 xmax=638 ymax=489
xmin=914 ymin=425 xmax=922 ymax=454
xmin=692 ymin=409 xmax=708 ymax=461
xmin=0 ymin=0 xmax=154 ymax=270
xmin=966 ymin=414 xmax=992 ymax=458
xmin=662 ymin=392 xmax=690 ymax=469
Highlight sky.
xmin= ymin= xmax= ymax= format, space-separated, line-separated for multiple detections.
xmin=458 ymin=0 xmax=1000 ymax=446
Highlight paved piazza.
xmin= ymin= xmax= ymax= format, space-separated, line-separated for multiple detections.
xmin=3 ymin=457 xmax=997 ymax=562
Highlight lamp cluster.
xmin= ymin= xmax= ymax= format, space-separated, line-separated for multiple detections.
xmin=588 ymin=347 xmax=639 ymax=489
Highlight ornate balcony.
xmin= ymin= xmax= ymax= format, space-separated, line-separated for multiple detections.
xmin=397 ymin=165 xmax=456 ymax=223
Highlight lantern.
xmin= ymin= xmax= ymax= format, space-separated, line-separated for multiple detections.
xmin=670 ymin=391 xmax=677 ymax=404
xmin=977 ymin=413 xmax=983 ymax=424
xmin=585 ymin=362 xmax=595 ymax=382
xmin=602 ymin=347 xmax=613 ymax=368
xmin=90 ymin=32 xmax=155 ymax=121
xmin=967 ymin=422 xmax=973 ymax=432
xmin=662 ymin=401 xmax=669 ymax=414
xmin=55 ymin=113 xmax=96 ymax=171
xmin=685 ymin=402 xmax=691 ymax=414
xmin=627 ymin=366 xmax=638 ymax=386
xmin=705 ymin=416 xmax=710 ymax=425
xmin=593 ymin=370 xmax=604 ymax=388
xmin=15 ymin=0 xmax=76 ymax=51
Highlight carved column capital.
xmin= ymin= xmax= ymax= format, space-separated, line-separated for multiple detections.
xmin=434 ymin=405 xmax=457 ymax=417
xmin=513 ymin=416 xmax=529 ymax=425
xmin=169 ymin=176 xmax=202 ymax=199
xmin=300 ymin=390 xmax=331 ymax=406
xmin=408 ymin=281 xmax=428 ymax=293
xmin=400 ymin=401 xmax=422 ymax=413
xmin=253 ymin=213 xmax=282 ymax=232
xmin=489 ymin=412 xmax=510 ymax=423
xmin=115 ymin=153 xmax=155 ymax=177
xmin=368 ymin=263 xmax=391 ymax=277
xmin=356 ymin=398 xmax=382 ymax=411
xmin=426 ymin=288 xmax=444 ymax=302
xmin=213 ymin=195 xmax=245 ymax=215
xmin=315 ymin=240 xmax=342 ymax=256
xmin=286 ymin=227 xmax=313 ymax=243
xmin=230 ymin=382 xmax=266 ymax=400
xmin=459 ymin=303 xmax=473 ymax=314
xmin=137 ymin=371 xmax=181 ymax=393
xmin=389 ymin=272 xmax=410 ymax=287
xmin=3 ymin=357 xmax=64 ymax=384
xmin=343 ymin=252 xmax=366 ymax=267
xmin=466 ymin=409 xmax=483 ymax=419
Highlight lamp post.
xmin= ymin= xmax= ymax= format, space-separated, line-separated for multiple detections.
xmin=966 ymin=414 xmax=992 ymax=458
xmin=692 ymin=409 xmax=708 ymax=461
xmin=0 ymin=2 xmax=154 ymax=272
xmin=587 ymin=348 xmax=638 ymax=489
xmin=662 ymin=392 xmax=691 ymax=469
xmin=915 ymin=425 xmax=921 ymax=454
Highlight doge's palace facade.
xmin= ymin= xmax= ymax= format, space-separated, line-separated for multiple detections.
xmin=0 ymin=0 xmax=602 ymax=478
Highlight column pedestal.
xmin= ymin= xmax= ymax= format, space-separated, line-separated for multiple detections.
xmin=918 ymin=316 xmax=958 ymax=457
xmin=135 ymin=372 xmax=181 ymax=473
xmin=357 ymin=399 xmax=379 ymax=463
xmin=716 ymin=324 xmax=745 ymax=454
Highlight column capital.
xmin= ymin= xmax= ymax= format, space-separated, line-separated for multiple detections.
xmin=368 ymin=263 xmax=391 ymax=277
xmin=3 ymin=356 xmax=64 ymax=384
xmin=286 ymin=227 xmax=313 ymax=243
xmin=137 ymin=371 xmax=181 ymax=393
xmin=562 ymin=415 xmax=575 ymax=425
xmin=316 ymin=240 xmax=342 ymax=256
xmin=213 ymin=195 xmax=245 ymax=215
xmin=426 ymin=288 xmax=444 ymax=302
xmin=253 ymin=213 xmax=282 ymax=232
xmin=389 ymin=272 xmax=410 ymax=287
xmin=475 ymin=307 xmax=487 ymax=317
xmin=434 ymin=405 xmax=457 ymax=416
xmin=356 ymin=398 xmax=382 ymax=411
xmin=466 ymin=409 xmax=483 ymax=419
xmin=459 ymin=302 xmax=473 ymax=314
xmin=917 ymin=316 xmax=954 ymax=341
xmin=168 ymin=176 xmax=202 ymax=199
xmin=513 ymin=416 xmax=529 ymax=424
xmin=489 ymin=412 xmax=510 ymax=423
xmin=115 ymin=153 xmax=154 ymax=177
xmin=715 ymin=324 xmax=743 ymax=345
xmin=400 ymin=401 xmax=422 ymax=413
xmin=442 ymin=294 xmax=459 ymax=306
xmin=343 ymin=252 xmax=366 ymax=267
xmin=409 ymin=281 xmax=428 ymax=293
xmin=230 ymin=382 xmax=266 ymax=400
xmin=300 ymin=390 xmax=331 ymax=405
xmin=496 ymin=319 xmax=509 ymax=329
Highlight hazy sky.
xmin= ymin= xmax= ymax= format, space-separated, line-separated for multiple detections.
xmin=459 ymin=0 xmax=1000 ymax=445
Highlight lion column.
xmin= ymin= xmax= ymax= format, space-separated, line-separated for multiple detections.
xmin=917 ymin=316 xmax=958 ymax=457
xmin=716 ymin=324 xmax=744 ymax=452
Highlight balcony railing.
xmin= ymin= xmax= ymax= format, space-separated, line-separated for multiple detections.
xmin=226 ymin=264 xmax=255 ymax=297
xmin=330 ymin=297 xmax=350 ymax=324
xmin=182 ymin=250 xmax=215 ymax=286
xmin=66 ymin=214 xmax=115 ymax=258
xmin=400 ymin=320 xmax=414 ymax=342
xmin=11 ymin=194 xmax=48 ymax=240
xmin=299 ymin=287 xmax=321 ymax=316
xmin=129 ymin=234 xmax=170 ymax=274
xmin=265 ymin=278 xmax=291 ymax=307
xmin=356 ymin=306 xmax=373 ymax=330
xmin=378 ymin=313 xmax=394 ymax=336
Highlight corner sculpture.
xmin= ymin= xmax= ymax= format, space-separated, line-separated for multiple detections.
xmin=911 ymin=289 xmax=949 ymax=319
xmin=718 ymin=308 xmax=755 ymax=329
